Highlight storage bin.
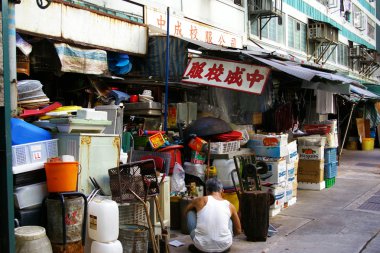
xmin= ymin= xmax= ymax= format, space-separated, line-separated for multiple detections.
xmin=324 ymin=162 xmax=338 ymax=179
xmin=12 ymin=139 xmax=58 ymax=167
xmin=362 ymin=138 xmax=374 ymax=151
xmin=11 ymin=118 xmax=52 ymax=145
xmin=14 ymin=182 xmax=48 ymax=209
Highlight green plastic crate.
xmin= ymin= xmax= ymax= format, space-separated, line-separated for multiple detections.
xmin=325 ymin=177 xmax=336 ymax=188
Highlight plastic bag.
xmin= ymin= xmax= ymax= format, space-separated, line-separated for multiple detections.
xmin=171 ymin=162 xmax=187 ymax=193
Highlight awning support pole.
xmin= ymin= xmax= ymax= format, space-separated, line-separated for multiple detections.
xmin=339 ymin=102 xmax=355 ymax=157
xmin=164 ymin=6 xmax=170 ymax=131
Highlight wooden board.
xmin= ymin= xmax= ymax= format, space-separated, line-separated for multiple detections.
xmin=356 ymin=118 xmax=371 ymax=142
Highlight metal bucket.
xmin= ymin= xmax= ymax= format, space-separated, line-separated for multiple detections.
xmin=46 ymin=196 xmax=84 ymax=244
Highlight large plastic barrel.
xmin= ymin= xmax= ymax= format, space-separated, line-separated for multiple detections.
xmin=15 ymin=226 xmax=53 ymax=253
xmin=362 ymin=138 xmax=375 ymax=151
xmin=91 ymin=240 xmax=122 ymax=253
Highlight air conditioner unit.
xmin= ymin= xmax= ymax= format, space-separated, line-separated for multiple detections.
xmin=358 ymin=14 xmax=367 ymax=31
xmin=353 ymin=11 xmax=363 ymax=29
xmin=349 ymin=47 xmax=361 ymax=57
xmin=327 ymin=0 xmax=337 ymax=8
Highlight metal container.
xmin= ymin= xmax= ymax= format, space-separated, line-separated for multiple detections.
xmin=124 ymin=102 xmax=162 ymax=116
xmin=56 ymin=133 xmax=120 ymax=195
xmin=95 ymin=105 xmax=124 ymax=135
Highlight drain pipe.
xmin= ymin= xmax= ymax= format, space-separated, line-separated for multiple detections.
xmin=0 ymin=0 xmax=16 ymax=252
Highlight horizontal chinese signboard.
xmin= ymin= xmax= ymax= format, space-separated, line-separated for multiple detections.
xmin=182 ymin=58 xmax=271 ymax=95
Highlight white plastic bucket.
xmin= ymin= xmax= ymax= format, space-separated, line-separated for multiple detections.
xmin=213 ymin=159 xmax=236 ymax=188
xmin=91 ymin=240 xmax=122 ymax=253
xmin=88 ymin=198 xmax=119 ymax=243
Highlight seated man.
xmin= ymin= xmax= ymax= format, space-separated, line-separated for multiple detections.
xmin=185 ymin=178 xmax=242 ymax=253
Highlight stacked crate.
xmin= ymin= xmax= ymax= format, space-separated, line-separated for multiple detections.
xmin=324 ymin=148 xmax=338 ymax=188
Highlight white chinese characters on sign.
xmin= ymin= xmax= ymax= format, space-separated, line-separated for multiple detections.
xmin=182 ymin=58 xmax=271 ymax=95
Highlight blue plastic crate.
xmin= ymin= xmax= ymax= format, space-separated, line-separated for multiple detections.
xmin=324 ymin=161 xmax=338 ymax=179
xmin=324 ymin=148 xmax=337 ymax=164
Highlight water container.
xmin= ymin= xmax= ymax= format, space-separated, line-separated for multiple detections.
xmin=11 ymin=118 xmax=51 ymax=145
xmin=15 ymin=226 xmax=53 ymax=253
xmin=91 ymin=240 xmax=122 ymax=253
xmin=213 ymin=159 xmax=236 ymax=188
xmin=88 ymin=198 xmax=119 ymax=242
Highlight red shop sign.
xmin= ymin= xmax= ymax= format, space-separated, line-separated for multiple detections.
xmin=182 ymin=57 xmax=271 ymax=95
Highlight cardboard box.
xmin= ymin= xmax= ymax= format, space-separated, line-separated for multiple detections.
xmin=262 ymin=185 xmax=285 ymax=209
xmin=298 ymin=146 xmax=324 ymax=160
xmin=298 ymin=159 xmax=324 ymax=183
xmin=292 ymin=179 xmax=298 ymax=197
xmin=256 ymin=156 xmax=287 ymax=184
xmin=250 ymin=133 xmax=288 ymax=147
xmin=248 ymin=142 xmax=288 ymax=158
xmin=287 ymin=163 xmax=295 ymax=179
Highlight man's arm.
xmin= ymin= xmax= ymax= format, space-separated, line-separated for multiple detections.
xmin=230 ymin=204 xmax=242 ymax=236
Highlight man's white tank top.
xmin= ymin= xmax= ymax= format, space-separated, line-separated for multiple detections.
xmin=193 ymin=196 xmax=232 ymax=252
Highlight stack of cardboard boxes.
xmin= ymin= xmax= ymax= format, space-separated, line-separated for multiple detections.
xmin=297 ymin=136 xmax=326 ymax=190
xmin=248 ymin=134 xmax=298 ymax=216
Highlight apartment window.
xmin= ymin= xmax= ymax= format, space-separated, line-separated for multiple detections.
xmin=288 ymin=16 xmax=307 ymax=52
xmin=337 ymin=43 xmax=348 ymax=66
xmin=367 ymin=18 xmax=375 ymax=39
xmin=250 ymin=17 xmax=284 ymax=44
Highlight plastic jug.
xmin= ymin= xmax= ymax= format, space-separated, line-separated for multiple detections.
xmin=91 ymin=240 xmax=122 ymax=253
xmin=88 ymin=198 xmax=119 ymax=243
xmin=213 ymin=159 xmax=236 ymax=188
xmin=11 ymin=118 xmax=51 ymax=145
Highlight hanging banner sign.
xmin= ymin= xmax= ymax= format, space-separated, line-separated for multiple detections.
xmin=182 ymin=58 xmax=271 ymax=95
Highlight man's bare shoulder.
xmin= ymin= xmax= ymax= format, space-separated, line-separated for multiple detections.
xmin=192 ymin=196 xmax=208 ymax=209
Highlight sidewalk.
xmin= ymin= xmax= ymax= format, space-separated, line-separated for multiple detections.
xmin=169 ymin=149 xmax=380 ymax=253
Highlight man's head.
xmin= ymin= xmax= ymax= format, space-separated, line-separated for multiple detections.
xmin=206 ymin=177 xmax=223 ymax=194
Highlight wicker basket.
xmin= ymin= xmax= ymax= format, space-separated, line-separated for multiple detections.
xmin=119 ymin=225 xmax=149 ymax=253
xmin=108 ymin=159 xmax=159 ymax=203
xmin=119 ymin=202 xmax=148 ymax=227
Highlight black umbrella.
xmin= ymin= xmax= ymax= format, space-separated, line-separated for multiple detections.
xmin=183 ymin=117 xmax=232 ymax=142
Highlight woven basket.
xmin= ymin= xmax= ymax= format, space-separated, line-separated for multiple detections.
xmin=119 ymin=225 xmax=149 ymax=253
xmin=119 ymin=202 xmax=148 ymax=227
xmin=108 ymin=160 xmax=159 ymax=203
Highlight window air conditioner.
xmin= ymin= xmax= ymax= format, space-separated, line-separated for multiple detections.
xmin=349 ymin=47 xmax=360 ymax=57
xmin=353 ymin=12 xmax=363 ymax=29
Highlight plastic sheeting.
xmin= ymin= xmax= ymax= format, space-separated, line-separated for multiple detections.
xmin=54 ymin=43 xmax=108 ymax=75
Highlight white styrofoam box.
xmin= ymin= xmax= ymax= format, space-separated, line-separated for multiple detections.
xmin=184 ymin=162 xmax=206 ymax=182
xmin=287 ymin=163 xmax=295 ymax=180
xmin=14 ymin=182 xmax=48 ymax=209
xmin=77 ymin=108 xmax=108 ymax=121
xmin=285 ymin=182 xmax=293 ymax=202
xmin=287 ymin=141 xmax=297 ymax=156
xmin=248 ymin=143 xmax=288 ymax=158
xmin=287 ymin=197 xmax=297 ymax=207
xmin=298 ymin=181 xmax=325 ymax=191
xmin=298 ymin=146 xmax=325 ymax=160
xmin=286 ymin=152 xmax=299 ymax=164
xmin=262 ymin=184 xmax=285 ymax=209
xmin=297 ymin=136 xmax=326 ymax=147
xmin=257 ymin=156 xmax=287 ymax=184
xmin=12 ymin=162 xmax=45 ymax=174
xmin=250 ymin=133 xmax=288 ymax=147
xmin=325 ymin=133 xmax=339 ymax=148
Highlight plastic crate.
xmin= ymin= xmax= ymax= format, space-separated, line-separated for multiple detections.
xmin=324 ymin=148 xmax=337 ymax=164
xmin=325 ymin=177 xmax=336 ymax=188
xmin=324 ymin=162 xmax=338 ymax=179
xmin=210 ymin=141 xmax=240 ymax=154
xmin=12 ymin=139 xmax=58 ymax=167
